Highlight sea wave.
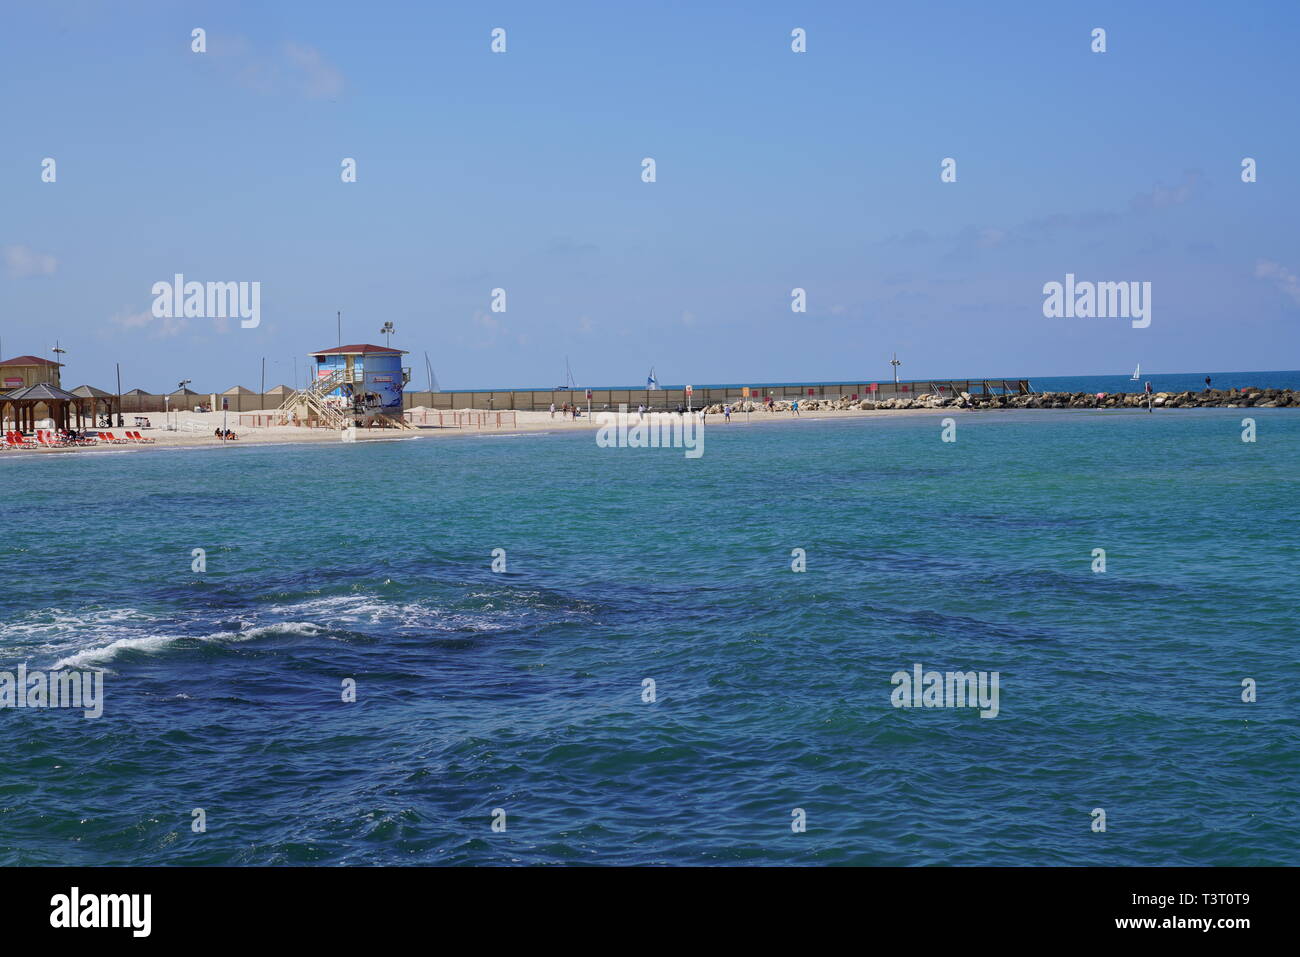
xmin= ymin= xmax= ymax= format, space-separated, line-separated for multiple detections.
xmin=49 ymin=621 xmax=324 ymax=670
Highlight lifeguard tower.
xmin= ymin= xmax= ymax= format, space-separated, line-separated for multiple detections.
xmin=276 ymin=344 xmax=411 ymax=428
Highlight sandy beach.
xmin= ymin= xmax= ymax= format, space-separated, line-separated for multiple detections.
xmin=0 ymin=404 xmax=955 ymax=455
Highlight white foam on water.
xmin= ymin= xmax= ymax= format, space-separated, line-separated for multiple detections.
xmin=49 ymin=620 xmax=323 ymax=670
xmin=8 ymin=589 xmax=536 ymax=672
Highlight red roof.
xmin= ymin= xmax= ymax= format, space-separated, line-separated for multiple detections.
xmin=0 ymin=355 xmax=63 ymax=367
xmin=308 ymin=344 xmax=405 ymax=356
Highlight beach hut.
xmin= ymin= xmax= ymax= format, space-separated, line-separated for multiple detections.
xmin=219 ymin=385 xmax=257 ymax=412
xmin=0 ymin=355 xmax=63 ymax=390
xmin=306 ymin=344 xmax=410 ymax=425
xmin=119 ymin=388 xmax=153 ymax=415
xmin=169 ymin=386 xmax=202 ymax=411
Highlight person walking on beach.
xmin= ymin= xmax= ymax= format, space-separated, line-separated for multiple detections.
xmin=550 ymin=402 xmax=555 ymax=419
xmin=792 ymin=399 xmax=800 ymax=416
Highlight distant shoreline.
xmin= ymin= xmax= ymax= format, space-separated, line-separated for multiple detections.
xmin=3 ymin=389 xmax=1296 ymax=460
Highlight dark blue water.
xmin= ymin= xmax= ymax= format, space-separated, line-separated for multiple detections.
xmin=1 ymin=409 xmax=1297 ymax=864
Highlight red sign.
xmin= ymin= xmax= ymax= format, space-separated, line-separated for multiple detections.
xmin=868 ymin=383 xmax=878 ymax=393
xmin=3 ymin=377 xmax=22 ymax=388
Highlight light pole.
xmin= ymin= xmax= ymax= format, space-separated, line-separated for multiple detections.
xmin=890 ymin=353 xmax=902 ymax=390
xmin=51 ymin=341 xmax=67 ymax=388
xmin=379 ymin=321 xmax=395 ymax=347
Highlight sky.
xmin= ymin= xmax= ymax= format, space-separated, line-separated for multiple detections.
xmin=1 ymin=0 xmax=1297 ymax=392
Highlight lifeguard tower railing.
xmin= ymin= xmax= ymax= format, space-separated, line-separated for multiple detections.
xmin=270 ymin=369 xmax=351 ymax=429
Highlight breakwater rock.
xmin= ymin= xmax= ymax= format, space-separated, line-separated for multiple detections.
xmin=700 ymin=387 xmax=1300 ymax=414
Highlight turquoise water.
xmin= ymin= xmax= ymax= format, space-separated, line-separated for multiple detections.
xmin=1 ymin=409 xmax=1297 ymax=865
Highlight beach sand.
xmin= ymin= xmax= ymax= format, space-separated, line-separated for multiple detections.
xmin=1 ymin=405 xmax=950 ymax=456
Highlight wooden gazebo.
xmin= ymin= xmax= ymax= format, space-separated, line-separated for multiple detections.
xmin=70 ymin=384 xmax=118 ymax=428
xmin=0 ymin=382 xmax=80 ymax=432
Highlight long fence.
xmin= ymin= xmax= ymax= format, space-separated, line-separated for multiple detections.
xmin=46 ymin=380 xmax=1033 ymax=416
xmin=399 ymin=380 xmax=1032 ymax=412
xmin=402 ymin=410 xmax=517 ymax=429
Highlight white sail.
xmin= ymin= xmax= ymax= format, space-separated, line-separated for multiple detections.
xmin=1131 ymin=363 xmax=1140 ymax=380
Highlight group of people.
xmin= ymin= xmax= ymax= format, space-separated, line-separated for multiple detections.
xmin=549 ymin=402 xmax=582 ymax=420
xmin=214 ymin=427 xmax=239 ymax=440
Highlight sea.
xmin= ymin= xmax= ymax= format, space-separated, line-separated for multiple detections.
xmin=1 ymin=395 xmax=1297 ymax=865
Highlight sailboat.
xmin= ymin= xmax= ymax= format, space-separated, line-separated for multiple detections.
xmin=646 ymin=366 xmax=659 ymax=390
xmin=556 ymin=356 xmax=578 ymax=390
xmin=1130 ymin=363 xmax=1141 ymax=381
xmin=424 ymin=351 xmax=440 ymax=393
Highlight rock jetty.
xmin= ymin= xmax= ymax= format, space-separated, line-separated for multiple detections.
xmin=701 ymin=387 xmax=1300 ymax=413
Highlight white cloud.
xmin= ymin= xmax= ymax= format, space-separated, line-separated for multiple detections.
xmin=108 ymin=307 xmax=184 ymax=339
xmin=3 ymin=245 xmax=57 ymax=278
xmin=283 ymin=42 xmax=345 ymax=99
xmin=1130 ymin=171 xmax=1200 ymax=212
xmin=210 ymin=35 xmax=345 ymax=100
xmin=1255 ymin=260 xmax=1300 ymax=305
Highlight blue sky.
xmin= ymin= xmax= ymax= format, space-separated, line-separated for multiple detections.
xmin=2 ymin=0 xmax=1297 ymax=391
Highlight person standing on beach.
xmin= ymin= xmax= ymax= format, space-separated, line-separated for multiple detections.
xmin=1144 ymin=379 xmax=1153 ymax=413
xmin=1204 ymin=376 xmax=1212 ymax=390
xmin=792 ymin=400 xmax=800 ymax=416
xmin=724 ymin=404 xmax=731 ymax=423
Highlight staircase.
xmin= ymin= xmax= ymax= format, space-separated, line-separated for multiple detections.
xmin=369 ymin=413 xmax=413 ymax=430
xmin=275 ymin=370 xmax=352 ymax=429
